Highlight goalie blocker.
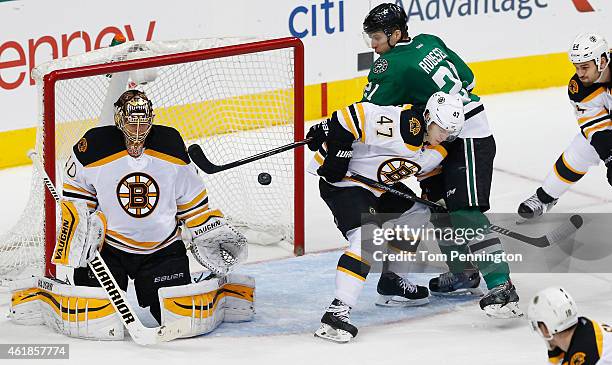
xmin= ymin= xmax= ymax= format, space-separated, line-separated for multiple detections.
xmin=10 ymin=273 xmax=255 ymax=340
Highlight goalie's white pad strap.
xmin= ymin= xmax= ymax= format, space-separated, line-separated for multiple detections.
xmin=159 ymin=272 xmax=255 ymax=337
xmin=10 ymin=277 xmax=124 ymax=341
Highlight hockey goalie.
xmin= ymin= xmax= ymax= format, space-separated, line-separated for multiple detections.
xmin=9 ymin=86 xmax=255 ymax=341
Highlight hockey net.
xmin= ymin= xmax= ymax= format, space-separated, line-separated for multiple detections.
xmin=0 ymin=37 xmax=304 ymax=281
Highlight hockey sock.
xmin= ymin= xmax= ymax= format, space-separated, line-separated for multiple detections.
xmin=382 ymin=239 xmax=419 ymax=274
xmin=431 ymin=214 xmax=472 ymax=273
xmin=335 ymin=251 xmax=371 ymax=307
xmin=536 ymin=187 xmax=556 ymax=204
xmin=450 ymin=208 xmax=510 ymax=289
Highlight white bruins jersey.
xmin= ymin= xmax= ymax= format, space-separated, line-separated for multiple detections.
xmin=307 ymin=102 xmax=447 ymax=196
xmin=547 ymin=317 xmax=612 ymax=365
xmin=568 ymin=69 xmax=612 ymax=148
xmin=62 ymin=125 xmax=209 ymax=254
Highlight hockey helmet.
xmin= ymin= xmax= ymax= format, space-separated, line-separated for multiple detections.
xmin=527 ymin=286 xmax=579 ymax=340
xmin=424 ymin=92 xmax=465 ymax=142
xmin=569 ymin=33 xmax=610 ymax=72
xmin=363 ymin=3 xmax=408 ymax=39
xmin=114 ymin=89 xmax=154 ymax=144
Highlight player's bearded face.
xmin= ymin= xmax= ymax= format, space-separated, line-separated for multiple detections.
xmin=574 ymin=60 xmax=601 ymax=86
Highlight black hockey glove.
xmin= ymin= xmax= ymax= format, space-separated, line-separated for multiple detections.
xmin=306 ymin=120 xmax=329 ymax=151
xmin=317 ymin=141 xmax=352 ymax=183
xmin=590 ymin=129 xmax=612 ymax=187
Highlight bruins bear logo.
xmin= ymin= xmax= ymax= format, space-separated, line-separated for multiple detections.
xmin=409 ymin=117 xmax=421 ymax=136
xmin=570 ymin=352 xmax=586 ymax=365
xmin=77 ymin=138 xmax=88 ymax=153
xmin=116 ymin=173 xmax=159 ymax=218
xmin=377 ymin=158 xmax=421 ymax=184
xmin=569 ymin=79 xmax=579 ymax=94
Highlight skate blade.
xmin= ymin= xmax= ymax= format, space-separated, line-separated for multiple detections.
xmin=375 ymin=295 xmax=430 ymax=307
xmin=483 ymin=302 xmax=524 ymax=319
xmin=314 ymin=324 xmax=353 ymax=343
xmin=431 ymin=287 xmax=484 ymax=297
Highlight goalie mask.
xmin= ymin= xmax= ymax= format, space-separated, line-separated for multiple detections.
xmin=114 ymin=90 xmax=154 ymax=157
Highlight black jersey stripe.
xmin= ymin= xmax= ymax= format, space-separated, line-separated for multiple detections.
xmin=464 ymin=104 xmax=484 ymax=120
xmin=62 ymin=191 xmax=98 ymax=203
xmin=177 ymin=197 xmax=209 ymax=216
xmin=580 ymin=113 xmax=611 ymax=131
xmin=348 ymin=104 xmax=363 ymax=140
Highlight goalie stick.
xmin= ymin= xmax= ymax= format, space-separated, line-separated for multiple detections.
xmin=348 ymin=173 xmax=584 ymax=248
xmin=188 ymin=137 xmax=312 ymax=174
xmin=29 ymin=151 xmax=190 ymax=345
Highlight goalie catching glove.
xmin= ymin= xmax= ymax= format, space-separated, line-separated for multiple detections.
xmin=186 ymin=209 xmax=248 ymax=276
xmin=52 ymin=200 xmax=107 ymax=268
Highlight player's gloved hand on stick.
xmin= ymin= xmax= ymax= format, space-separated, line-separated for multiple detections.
xmin=186 ymin=209 xmax=248 ymax=276
xmin=317 ymin=141 xmax=352 ymax=183
xmin=306 ymin=120 xmax=329 ymax=151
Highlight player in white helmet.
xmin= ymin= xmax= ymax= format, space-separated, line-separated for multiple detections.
xmin=527 ymin=286 xmax=612 ymax=364
xmin=518 ymin=33 xmax=612 ymax=219
xmin=306 ymin=92 xmax=464 ymax=343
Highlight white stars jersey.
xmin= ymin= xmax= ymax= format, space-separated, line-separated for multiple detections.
xmin=62 ymin=125 xmax=209 ymax=254
xmin=307 ymin=102 xmax=447 ymax=196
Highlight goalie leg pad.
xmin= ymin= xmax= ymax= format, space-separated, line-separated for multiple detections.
xmin=159 ymin=272 xmax=255 ymax=337
xmin=54 ymin=200 xmax=107 ymax=269
xmin=10 ymin=277 xmax=124 ymax=341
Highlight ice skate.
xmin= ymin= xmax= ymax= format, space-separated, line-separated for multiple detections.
xmin=376 ymin=272 xmax=429 ymax=307
xmin=479 ymin=280 xmax=523 ymax=319
xmin=429 ymin=269 xmax=483 ymax=296
xmin=518 ymin=190 xmax=558 ymax=220
xmin=314 ymin=299 xmax=358 ymax=343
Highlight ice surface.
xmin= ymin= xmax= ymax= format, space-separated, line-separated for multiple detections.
xmin=1 ymin=87 xmax=611 ymax=364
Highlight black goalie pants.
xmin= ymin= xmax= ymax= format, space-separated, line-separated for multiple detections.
xmin=73 ymin=240 xmax=191 ymax=324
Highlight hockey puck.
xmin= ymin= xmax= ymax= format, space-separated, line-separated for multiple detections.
xmin=258 ymin=172 xmax=272 ymax=185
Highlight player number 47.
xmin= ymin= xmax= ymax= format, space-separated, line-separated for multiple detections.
xmin=376 ymin=115 xmax=394 ymax=137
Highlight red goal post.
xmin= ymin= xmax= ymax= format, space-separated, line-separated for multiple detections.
xmin=37 ymin=37 xmax=304 ymax=278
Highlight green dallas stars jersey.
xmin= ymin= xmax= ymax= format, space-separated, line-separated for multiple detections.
xmin=362 ymin=33 xmax=480 ymax=106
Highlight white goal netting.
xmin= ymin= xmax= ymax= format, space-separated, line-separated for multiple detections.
xmin=0 ymin=37 xmax=302 ymax=281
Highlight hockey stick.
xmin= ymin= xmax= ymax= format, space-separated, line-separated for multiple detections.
xmin=349 ymin=173 xmax=584 ymax=248
xmin=188 ymin=137 xmax=313 ymax=174
xmin=28 ymin=152 xmax=190 ymax=345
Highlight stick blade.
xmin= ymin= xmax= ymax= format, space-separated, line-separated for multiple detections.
xmin=130 ymin=317 xmax=191 ymax=345
xmin=156 ymin=317 xmax=192 ymax=342
xmin=188 ymin=144 xmax=220 ymax=174
xmin=546 ymin=214 xmax=584 ymax=245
